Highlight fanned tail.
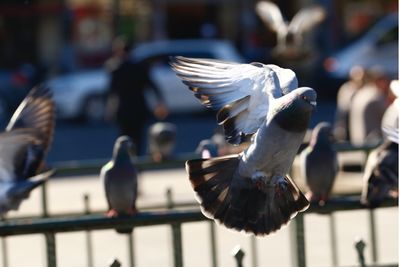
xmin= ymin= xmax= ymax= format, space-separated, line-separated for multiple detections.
xmin=186 ymin=155 xmax=309 ymax=236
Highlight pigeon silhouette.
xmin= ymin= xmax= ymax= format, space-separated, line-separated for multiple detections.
xmin=256 ymin=1 xmax=326 ymax=60
xmin=299 ymin=122 xmax=338 ymax=206
xmin=148 ymin=122 xmax=177 ymax=162
xmin=171 ymin=56 xmax=316 ymax=235
xmin=0 ymin=85 xmax=55 ymax=216
xmin=361 ymin=95 xmax=399 ymax=208
xmin=101 ymin=136 xmax=138 ymax=233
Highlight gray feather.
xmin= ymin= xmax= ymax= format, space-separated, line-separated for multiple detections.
xmin=174 ymin=55 xmax=317 ymax=235
xmin=300 ymin=122 xmax=338 ymax=205
xmin=0 ymin=86 xmax=55 ymax=216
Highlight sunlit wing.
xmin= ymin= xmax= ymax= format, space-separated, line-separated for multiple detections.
xmin=288 ymin=6 xmax=326 ymax=34
xmin=171 ymin=56 xmax=279 ymax=144
xmin=255 ymin=1 xmax=287 ymax=33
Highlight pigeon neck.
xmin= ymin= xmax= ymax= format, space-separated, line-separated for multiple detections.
xmin=274 ymin=103 xmax=312 ymax=132
xmin=114 ymin=148 xmax=132 ymax=164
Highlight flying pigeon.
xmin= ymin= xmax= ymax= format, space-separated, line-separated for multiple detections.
xmin=255 ymin=1 xmax=326 ymax=60
xmin=299 ymin=122 xmax=338 ymax=206
xmin=171 ymin=56 xmax=316 ymax=235
xmin=148 ymin=122 xmax=177 ymax=162
xmin=101 ymin=136 xmax=138 ymax=218
xmin=360 ymin=82 xmax=399 ymax=208
xmin=0 ymin=85 xmax=56 ymax=216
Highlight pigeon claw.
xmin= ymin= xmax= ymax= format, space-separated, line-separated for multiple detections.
xmin=106 ymin=209 xmax=119 ymax=218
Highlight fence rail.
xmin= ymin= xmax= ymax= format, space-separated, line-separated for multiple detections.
xmin=51 ymin=141 xmax=380 ymax=177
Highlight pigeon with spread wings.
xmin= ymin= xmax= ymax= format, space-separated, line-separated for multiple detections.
xmin=171 ymin=56 xmax=316 ymax=235
xmin=256 ymin=1 xmax=326 ymax=59
xmin=0 ymin=86 xmax=55 ymax=215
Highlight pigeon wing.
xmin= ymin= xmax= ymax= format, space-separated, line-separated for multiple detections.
xmin=171 ymin=56 xmax=284 ymax=144
xmin=0 ymin=130 xmax=43 ymax=182
xmin=6 ymin=85 xmax=55 ymax=154
xmin=255 ymin=1 xmax=287 ymax=32
xmin=288 ymin=6 xmax=326 ymax=35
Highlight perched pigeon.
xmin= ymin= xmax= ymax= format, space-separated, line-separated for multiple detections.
xmin=171 ymin=56 xmax=316 ymax=235
xmin=0 ymin=85 xmax=56 ymax=216
xmin=148 ymin=122 xmax=177 ymax=162
xmin=360 ymin=86 xmax=399 ymax=208
xmin=256 ymin=1 xmax=326 ymax=60
xmin=101 ymin=136 xmax=138 ymax=233
xmin=299 ymin=122 xmax=338 ymax=206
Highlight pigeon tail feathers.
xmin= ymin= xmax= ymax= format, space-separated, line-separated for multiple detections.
xmin=186 ymin=155 xmax=309 ymax=236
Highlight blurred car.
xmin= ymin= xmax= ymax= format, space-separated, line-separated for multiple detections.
xmin=323 ymin=13 xmax=398 ymax=80
xmin=46 ymin=39 xmax=244 ymax=123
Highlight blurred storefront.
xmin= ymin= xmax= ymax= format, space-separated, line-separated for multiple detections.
xmin=0 ymin=0 xmax=397 ymax=76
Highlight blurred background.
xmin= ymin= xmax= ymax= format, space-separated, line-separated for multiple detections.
xmin=0 ymin=1 xmax=398 ymax=267
xmin=0 ymin=0 xmax=397 ymax=162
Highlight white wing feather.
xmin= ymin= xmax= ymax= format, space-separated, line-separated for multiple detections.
xmin=255 ymin=1 xmax=287 ymax=32
xmin=171 ymin=56 xmax=298 ymax=144
xmin=288 ymin=6 xmax=326 ymax=34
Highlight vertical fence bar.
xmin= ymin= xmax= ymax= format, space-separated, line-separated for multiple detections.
xmin=1 ymin=237 xmax=8 ymax=267
xmin=355 ymin=238 xmax=366 ymax=267
xmin=209 ymin=222 xmax=218 ymax=267
xmin=166 ymin=188 xmax=183 ymax=267
xmin=83 ymin=194 xmax=94 ymax=267
xmin=250 ymin=236 xmax=258 ymax=267
xmin=329 ymin=213 xmax=338 ymax=266
xmin=368 ymin=209 xmax=378 ymax=263
xmin=45 ymin=233 xmax=57 ymax=267
xmin=127 ymin=233 xmax=135 ymax=267
xmin=0 ymin=216 xmax=8 ymax=267
xmin=41 ymin=182 xmax=56 ymax=267
xmin=41 ymin=182 xmax=49 ymax=217
xmin=290 ymin=214 xmax=306 ymax=267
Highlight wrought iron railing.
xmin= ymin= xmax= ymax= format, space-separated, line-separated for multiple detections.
xmin=0 ymin=141 xmax=397 ymax=267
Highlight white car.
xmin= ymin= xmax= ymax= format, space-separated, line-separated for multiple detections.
xmin=323 ymin=13 xmax=398 ymax=79
xmin=46 ymin=39 xmax=244 ymax=122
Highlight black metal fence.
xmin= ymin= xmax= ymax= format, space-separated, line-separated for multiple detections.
xmin=0 ymin=142 xmax=397 ymax=267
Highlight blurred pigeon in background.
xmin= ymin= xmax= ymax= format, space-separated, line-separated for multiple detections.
xmin=196 ymin=139 xmax=220 ymax=159
xmin=299 ymin=122 xmax=338 ymax=206
xmin=0 ymin=85 xmax=55 ymax=216
xmin=256 ymin=1 xmax=326 ymax=60
xmin=361 ymin=80 xmax=399 ymax=208
xmin=101 ymin=136 xmax=137 ymax=233
xmin=171 ymin=56 xmax=316 ymax=235
xmin=148 ymin=122 xmax=177 ymax=162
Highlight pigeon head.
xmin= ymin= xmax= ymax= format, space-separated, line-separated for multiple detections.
xmin=274 ymin=87 xmax=316 ymax=132
xmin=113 ymin=136 xmax=136 ymax=161
xmin=310 ymin=122 xmax=333 ymax=147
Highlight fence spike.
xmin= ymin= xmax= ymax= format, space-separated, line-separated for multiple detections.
xmin=354 ymin=238 xmax=366 ymax=267
xmin=109 ymin=258 xmax=121 ymax=267
xmin=231 ymin=245 xmax=245 ymax=267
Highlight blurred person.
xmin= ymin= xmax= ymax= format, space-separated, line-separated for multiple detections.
xmin=333 ymin=65 xmax=366 ymax=142
xmin=349 ymin=67 xmax=391 ymax=146
xmin=105 ymin=36 xmax=168 ymax=155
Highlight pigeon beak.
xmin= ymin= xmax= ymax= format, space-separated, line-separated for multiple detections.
xmin=309 ymin=101 xmax=317 ymax=107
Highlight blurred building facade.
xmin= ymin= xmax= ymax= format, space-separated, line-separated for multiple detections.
xmin=0 ymin=0 xmax=397 ymax=77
